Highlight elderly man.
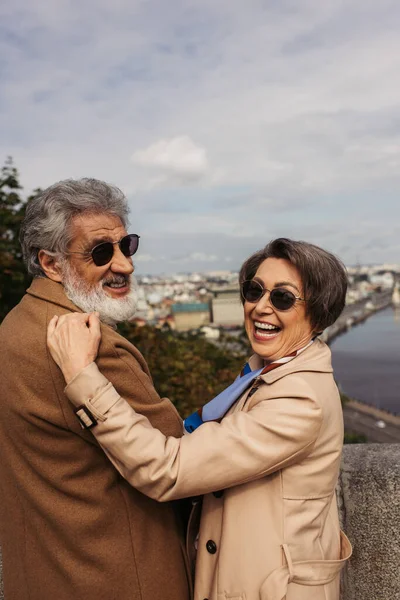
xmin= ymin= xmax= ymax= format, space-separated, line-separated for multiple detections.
xmin=0 ymin=179 xmax=191 ymax=600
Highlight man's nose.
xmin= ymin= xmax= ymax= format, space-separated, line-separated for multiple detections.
xmin=110 ymin=246 xmax=134 ymax=274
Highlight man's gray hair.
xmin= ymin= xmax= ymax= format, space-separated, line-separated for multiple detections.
xmin=20 ymin=178 xmax=130 ymax=277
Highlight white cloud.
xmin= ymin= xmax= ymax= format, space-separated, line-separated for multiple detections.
xmin=172 ymin=252 xmax=218 ymax=263
xmin=131 ymin=135 xmax=209 ymax=186
xmin=1 ymin=0 xmax=400 ymax=270
xmin=134 ymin=253 xmax=158 ymax=262
xmin=188 ymin=252 xmax=218 ymax=262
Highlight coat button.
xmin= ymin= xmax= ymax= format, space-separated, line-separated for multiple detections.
xmin=206 ymin=540 xmax=217 ymax=554
xmin=213 ymin=490 xmax=224 ymax=498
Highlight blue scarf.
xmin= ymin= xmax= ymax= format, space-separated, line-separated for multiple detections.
xmin=183 ymin=341 xmax=313 ymax=434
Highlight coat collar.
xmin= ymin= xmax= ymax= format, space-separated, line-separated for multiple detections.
xmin=27 ymin=277 xmax=83 ymax=313
xmin=247 ymin=338 xmax=333 ymax=384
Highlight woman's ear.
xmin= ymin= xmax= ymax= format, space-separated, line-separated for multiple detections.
xmin=38 ymin=250 xmax=63 ymax=282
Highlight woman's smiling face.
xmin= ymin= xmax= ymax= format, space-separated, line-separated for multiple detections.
xmin=244 ymin=257 xmax=314 ymax=362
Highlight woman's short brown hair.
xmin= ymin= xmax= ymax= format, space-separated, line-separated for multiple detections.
xmin=239 ymin=238 xmax=348 ymax=333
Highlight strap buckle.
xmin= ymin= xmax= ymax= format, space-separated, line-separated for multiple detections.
xmin=74 ymin=405 xmax=97 ymax=429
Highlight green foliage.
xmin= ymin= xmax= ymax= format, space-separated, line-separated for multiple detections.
xmin=344 ymin=432 xmax=367 ymax=444
xmin=340 ymin=391 xmax=351 ymax=406
xmin=0 ymin=157 xmax=41 ymax=322
xmin=340 ymin=387 xmax=367 ymax=442
xmin=118 ymin=323 xmax=247 ymax=417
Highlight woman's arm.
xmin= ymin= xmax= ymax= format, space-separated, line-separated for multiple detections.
xmin=66 ymin=363 xmax=323 ymax=501
xmin=48 ymin=313 xmax=323 ymax=502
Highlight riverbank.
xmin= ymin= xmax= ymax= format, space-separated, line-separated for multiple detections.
xmin=325 ymin=295 xmax=400 ymax=439
xmin=321 ymin=290 xmax=392 ymax=344
xmin=343 ymin=400 xmax=400 ymax=443
xmin=331 ymin=305 xmax=400 ymax=421
xmin=345 ymin=398 xmax=400 ymax=426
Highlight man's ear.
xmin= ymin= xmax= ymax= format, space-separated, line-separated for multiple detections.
xmin=38 ymin=250 xmax=63 ymax=282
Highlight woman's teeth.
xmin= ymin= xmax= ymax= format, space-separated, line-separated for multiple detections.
xmin=254 ymin=321 xmax=280 ymax=337
xmin=255 ymin=321 xmax=279 ymax=330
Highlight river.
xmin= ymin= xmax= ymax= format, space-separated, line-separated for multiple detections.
xmin=330 ymin=307 xmax=400 ymax=414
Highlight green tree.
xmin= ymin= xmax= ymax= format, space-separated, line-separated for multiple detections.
xmin=0 ymin=157 xmax=41 ymax=322
xmin=118 ymin=323 xmax=247 ymax=417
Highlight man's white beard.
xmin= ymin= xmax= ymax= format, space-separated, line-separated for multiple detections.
xmin=61 ymin=261 xmax=138 ymax=327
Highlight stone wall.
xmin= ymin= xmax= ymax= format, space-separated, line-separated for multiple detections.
xmin=338 ymin=443 xmax=400 ymax=600
xmin=0 ymin=444 xmax=399 ymax=599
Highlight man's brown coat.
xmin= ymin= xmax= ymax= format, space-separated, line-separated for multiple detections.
xmin=0 ymin=278 xmax=190 ymax=600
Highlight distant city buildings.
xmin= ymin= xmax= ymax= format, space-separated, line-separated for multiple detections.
xmin=172 ymin=302 xmax=210 ymax=332
xmin=209 ymin=286 xmax=244 ymax=327
xmin=132 ymin=263 xmax=400 ymax=334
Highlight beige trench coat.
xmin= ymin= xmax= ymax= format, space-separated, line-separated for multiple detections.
xmin=66 ymin=338 xmax=352 ymax=600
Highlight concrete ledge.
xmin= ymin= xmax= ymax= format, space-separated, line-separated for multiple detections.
xmin=0 ymin=444 xmax=399 ymax=600
xmin=338 ymin=444 xmax=400 ymax=600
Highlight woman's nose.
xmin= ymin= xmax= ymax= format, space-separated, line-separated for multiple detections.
xmin=255 ymin=290 xmax=274 ymax=313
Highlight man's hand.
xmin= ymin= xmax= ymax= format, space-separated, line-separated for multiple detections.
xmin=47 ymin=312 xmax=101 ymax=384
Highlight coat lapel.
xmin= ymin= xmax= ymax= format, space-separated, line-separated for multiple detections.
xmin=27 ymin=277 xmax=82 ymax=313
xmin=230 ymin=340 xmax=333 ymax=415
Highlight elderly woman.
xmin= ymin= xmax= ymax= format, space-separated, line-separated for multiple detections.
xmin=48 ymin=238 xmax=352 ymax=600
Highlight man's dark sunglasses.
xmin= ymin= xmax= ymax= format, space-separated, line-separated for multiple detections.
xmin=67 ymin=234 xmax=140 ymax=267
xmin=241 ymin=279 xmax=304 ymax=311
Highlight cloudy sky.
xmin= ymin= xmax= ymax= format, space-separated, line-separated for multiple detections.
xmin=1 ymin=0 xmax=400 ymax=274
